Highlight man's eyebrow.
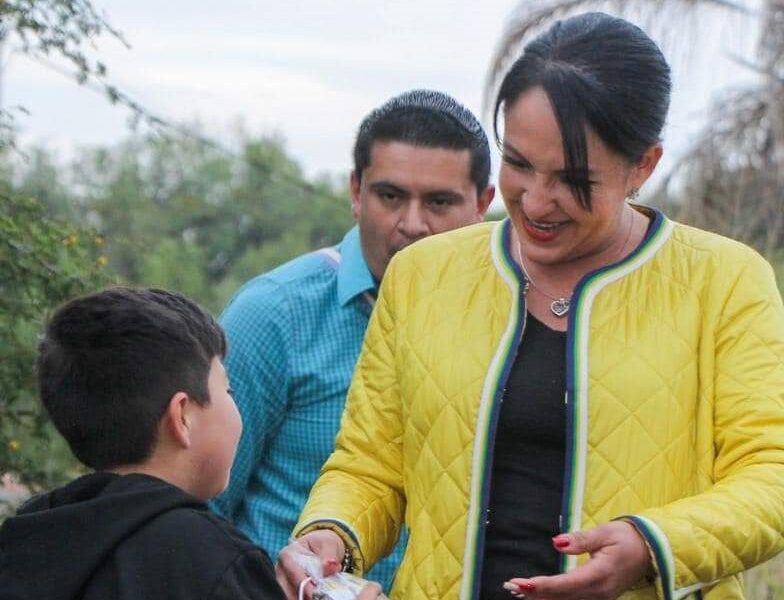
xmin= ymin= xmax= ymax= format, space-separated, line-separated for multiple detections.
xmin=369 ymin=181 xmax=408 ymax=196
xmin=424 ymin=190 xmax=464 ymax=201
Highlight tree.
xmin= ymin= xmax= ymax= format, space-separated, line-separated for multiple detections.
xmin=0 ymin=3 xmax=354 ymax=518
xmin=62 ymin=130 xmax=352 ymax=313
xmin=0 ymin=190 xmax=107 ymax=505
xmin=0 ymin=126 xmax=352 ymax=516
xmin=664 ymin=1 xmax=784 ymax=256
xmin=0 ymin=1 xmax=130 ymax=515
xmin=0 ymin=0 xmax=166 ymax=146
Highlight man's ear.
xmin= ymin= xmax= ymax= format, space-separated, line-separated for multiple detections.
xmin=350 ymin=170 xmax=362 ymax=221
xmin=164 ymin=392 xmax=193 ymax=449
xmin=477 ymin=185 xmax=496 ymax=220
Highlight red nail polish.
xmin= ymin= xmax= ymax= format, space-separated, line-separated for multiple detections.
xmin=518 ymin=582 xmax=536 ymax=593
xmin=552 ymin=535 xmax=570 ymax=548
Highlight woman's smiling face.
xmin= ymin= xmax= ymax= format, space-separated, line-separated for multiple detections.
xmin=499 ymin=86 xmax=657 ymax=269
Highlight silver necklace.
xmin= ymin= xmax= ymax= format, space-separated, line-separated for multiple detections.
xmin=515 ymin=212 xmax=635 ymax=318
xmin=515 ymin=239 xmax=571 ymax=317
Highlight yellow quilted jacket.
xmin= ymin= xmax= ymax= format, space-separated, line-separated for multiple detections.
xmin=296 ymin=211 xmax=784 ymax=600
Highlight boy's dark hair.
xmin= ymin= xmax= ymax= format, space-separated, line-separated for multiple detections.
xmin=353 ymin=89 xmax=492 ymax=194
xmin=493 ymin=12 xmax=671 ymax=209
xmin=37 ymin=287 xmax=226 ymax=470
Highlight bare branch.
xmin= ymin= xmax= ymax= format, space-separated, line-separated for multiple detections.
xmin=0 ymin=0 xmax=137 ymax=144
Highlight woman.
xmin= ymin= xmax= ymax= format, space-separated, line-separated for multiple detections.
xmin=277 ymin=13 xmax=784 ymax=600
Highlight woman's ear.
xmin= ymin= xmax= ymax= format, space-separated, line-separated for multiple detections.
xmin=164 ymin=392 xmax=193 ymax=449
xmin=630 ymin=143 xmax=663 ymax=191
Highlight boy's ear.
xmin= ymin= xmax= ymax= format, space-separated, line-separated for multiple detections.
xmin=165 ymin=392 xmax=194 ymax=449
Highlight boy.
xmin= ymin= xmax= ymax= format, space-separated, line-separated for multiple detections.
xmin=0 ymin=288 xmax=378 ymax=600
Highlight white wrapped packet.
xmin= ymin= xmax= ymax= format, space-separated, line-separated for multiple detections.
xmin=312 ymin=572 xmax=371 ymax=600
xmin=291 ymin=543 xmax=379 ymax=600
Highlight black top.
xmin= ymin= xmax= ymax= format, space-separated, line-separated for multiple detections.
xmin=480 ymin=313 xmax=567 ymax=600
xmin=0 ymin=472 xmax=286 ymax=600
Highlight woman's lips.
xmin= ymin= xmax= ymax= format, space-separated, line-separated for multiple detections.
xmin=522 ymin=217 xmax=567 ymax=242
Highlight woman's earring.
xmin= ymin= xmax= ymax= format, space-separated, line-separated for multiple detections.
xmin=627 ymin=188 xmax=639 ymax=201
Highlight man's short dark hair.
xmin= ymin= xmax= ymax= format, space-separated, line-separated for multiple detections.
xmin=353 ymin=89 xmax=492 ymax=194
xmin=37 ymin=287 xmax=226 ymax=470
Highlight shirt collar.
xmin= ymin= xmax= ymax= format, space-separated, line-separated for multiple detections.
xmin=336 ymin=226 xmax=377 ymax=306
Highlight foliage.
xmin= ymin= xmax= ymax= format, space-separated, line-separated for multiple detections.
xmin=1 ymin=0 xmax=124 ymax=73
xmin=0 ymin=130 xmax=352 ymax=517
xmin=1 ymin=14 xmax=351 ymax=495
xmin=60 ymin=132 xmax=353 ymax=312
xmin=0 ymin=189 xmax=108 ymax=498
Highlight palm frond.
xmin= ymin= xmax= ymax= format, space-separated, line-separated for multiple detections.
xmin=486 ymin=0 xmax=784 ymax=258
xmin=483 ymin=0 xmax=751 ymax=116
xmin=660 ymin=84 xmax=784 ymax=254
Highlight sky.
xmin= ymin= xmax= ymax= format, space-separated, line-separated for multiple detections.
xmin=2 ymin=0 xmax=763 ymax=194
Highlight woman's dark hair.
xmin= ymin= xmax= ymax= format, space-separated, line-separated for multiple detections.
xmin=493 ymin=12 xmax=671 ymax=209
xmin=37 ymin=287 xmax=226 ymax=470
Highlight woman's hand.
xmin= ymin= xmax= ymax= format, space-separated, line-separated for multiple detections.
xmin=275 ymin=529 xmax=345 ymax=600
xmin=503 ymin=521 xmax=653 ymax=600
xmin=356 ymin=582 xmax=387 ymax=599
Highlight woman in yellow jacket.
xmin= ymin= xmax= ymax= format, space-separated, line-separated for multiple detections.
xmin=277 ymin=13 xmax=784 ymax=600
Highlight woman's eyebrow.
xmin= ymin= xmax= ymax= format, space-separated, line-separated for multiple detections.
xmin=501 ymin=144 xmax=533 ymax=166
xmin=503 ymin=143 xmax=597 ymax=178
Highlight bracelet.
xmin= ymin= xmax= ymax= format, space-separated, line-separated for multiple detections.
xmin=341 ymin=545 xmax=354 ymax=573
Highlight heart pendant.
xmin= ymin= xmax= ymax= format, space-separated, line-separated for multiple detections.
xmin=550 ymin=298 xmax=570 ymax=317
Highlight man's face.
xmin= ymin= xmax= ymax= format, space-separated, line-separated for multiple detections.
xmin=351 ymin=141 xmax=494 ymax=281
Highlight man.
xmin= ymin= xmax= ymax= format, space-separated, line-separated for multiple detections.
xmin=210 ymin=89 xmax=494 ymax=590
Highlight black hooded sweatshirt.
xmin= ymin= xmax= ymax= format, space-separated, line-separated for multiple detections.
xmin=0 ymin=472 xmax=286 ymax=600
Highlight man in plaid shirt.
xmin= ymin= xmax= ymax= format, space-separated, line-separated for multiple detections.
xmin=210 ymin=89 xmax=494 ymax=591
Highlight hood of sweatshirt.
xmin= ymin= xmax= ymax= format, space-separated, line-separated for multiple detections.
xmin=0 ymin=471 xmax=203 ymax=600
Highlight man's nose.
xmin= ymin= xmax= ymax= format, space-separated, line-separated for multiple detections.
xmin=398 ymin=200 xmax=430 ymax=239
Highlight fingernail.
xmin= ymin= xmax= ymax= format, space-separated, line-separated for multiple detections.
xmin=552 ymin=534 xmax=570 ymax=548
xmin=503 ymin=585 xmax=525 ymax=599
xmin=518 ymin=582 xmax=536 ymax=593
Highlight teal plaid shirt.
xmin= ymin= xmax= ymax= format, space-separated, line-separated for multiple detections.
xmin=210 ymin=227 xmax=406 ymax=589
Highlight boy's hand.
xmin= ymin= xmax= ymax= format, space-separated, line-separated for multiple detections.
xmin=275 ymin=530 xmax=344 ymax=599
